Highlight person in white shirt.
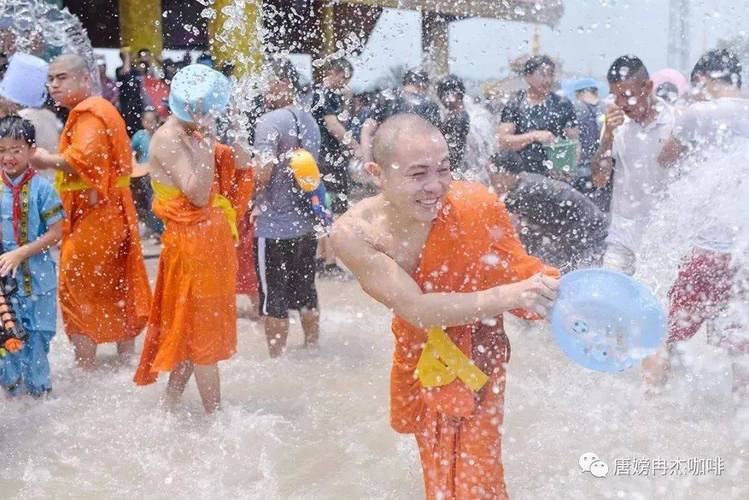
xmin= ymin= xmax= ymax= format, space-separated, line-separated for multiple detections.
xmin=644 ymin=50 xmax=749 ymax=407
xmin=592 ymin=55 xmax=676 ymax=275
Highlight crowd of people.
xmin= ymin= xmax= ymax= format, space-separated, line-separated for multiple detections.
xmin=0 ymin=38 xmax=746 ymax=499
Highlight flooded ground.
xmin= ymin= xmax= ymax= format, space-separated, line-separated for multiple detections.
xmin=0 ymin=249 xmax=746 ymax=499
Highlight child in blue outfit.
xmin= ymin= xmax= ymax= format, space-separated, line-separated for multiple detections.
xmin=0 ymin=115 xmax=63 ymax=397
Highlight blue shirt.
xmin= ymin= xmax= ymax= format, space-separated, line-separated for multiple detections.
xmin=0 ymin=172 xmax=64 ymax=298
xmin=131 ymin=129 xmax=151 ymax=163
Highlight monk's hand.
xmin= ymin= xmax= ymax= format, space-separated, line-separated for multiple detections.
xmin=510 ymin=273 xmax=559 ymax=318
xmin=30 ymin=148 xmax=53 ymax=170
xmin=0 ymin=247 xmax=29 ymax=277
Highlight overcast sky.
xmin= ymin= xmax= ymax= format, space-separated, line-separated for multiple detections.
xmin=349 ymin=0 xmax=748 ymax=91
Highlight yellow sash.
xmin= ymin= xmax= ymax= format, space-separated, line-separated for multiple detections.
xmin=151 ymin=180 xmax=238 ymax=240
xmin=415 ymin=327 xmax=489 ymax=392
xmin=54 ymin=171 xmax=131 ymax=193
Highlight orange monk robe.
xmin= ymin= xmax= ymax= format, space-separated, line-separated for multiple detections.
xmin=390 ymin=182 xmax=559 ymax=500
xmin=236 ymin=212 xmax=258 ymax=295
xmin=134 ymin=144 xmax=254 ymax=385
xmin=57 ymin=97 xmax=152 ymax=344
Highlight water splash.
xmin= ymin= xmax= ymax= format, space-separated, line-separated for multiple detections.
xmin=0 ymin=0 xmax=99 ymax=91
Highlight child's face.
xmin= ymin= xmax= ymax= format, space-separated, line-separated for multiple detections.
xmin=142 ymin=112 xmax=158 ymax=132
xmin=0 ymin=137 xmax=34 ymax=177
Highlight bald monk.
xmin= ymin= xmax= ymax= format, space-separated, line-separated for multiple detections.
xmin=30 ymin=54 xmax=151 ymax=368
xmin=331 ymin=114 xmax=559 ymax=499
xmin=133 ymin=65 xmax=254 ymax=413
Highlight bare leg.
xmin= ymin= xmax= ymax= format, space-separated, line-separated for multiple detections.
xmin=116 ymin=339 xmax=135 ymax=363
xmin=300 ymin=307 xmax=320 ymax=349
xmin=165 ymin=361 xmax=194 ymax=410
xmin=193 ymin=363 xmax=221 ymax=414
xmin=264 ymin=316 xmax=289 ymax=358
xmin=71 ymin=334 xmax=97 ymax=370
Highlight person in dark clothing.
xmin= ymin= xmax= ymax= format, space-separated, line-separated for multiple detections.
xmin=436 ymin=74 xmax=470 ymax=173
xmin=498 ymin=55 xmax=579 ymax=177
xmin=490 ymin=150 xmax=607 ymax=272
xmin=360 ymin=68 xmax=441 ymax=161
xmin=115 ymin=48 xmax=148 ymax=136
xmin=571 ymin=78 xmax=612 ymax=211
xmin=311 ymin=57 xmax=359 ymax=215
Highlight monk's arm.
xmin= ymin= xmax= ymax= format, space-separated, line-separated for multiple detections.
xmin=30 ymin=149 xmax=77 ymax=174
xmin=330 ymin=223 xmax=556 ymax=327
xmin=151 ymin=133 xmax=214 ymax=207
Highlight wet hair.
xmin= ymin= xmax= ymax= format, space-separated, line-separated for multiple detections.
xmin=607 ymin=55 xmax=649 ymax=84
xmin=523 ymin=55 xmax=555 ymax=76
xmin=690 ymin=57 xmax=706 ymax=85
xmin=490 ymin=150 xmax=524 ymax=175
xmin=436 ymin=74 xmax=466 ymax=100
xmin=0 ymin=115 xmax=36 ymax=146
xmin=693 ymin=49 xmax=742 ymax=88
xmin=267 ymin=56 xmax=301 ymax=93
xmin=325 ymin=57 xmax=353 ymax=77
xmin=402 ymin=68 xmax=430 ymax=87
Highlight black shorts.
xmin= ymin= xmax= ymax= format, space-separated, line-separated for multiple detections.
xmin=254 ymin=234 xmax=319 ymax=318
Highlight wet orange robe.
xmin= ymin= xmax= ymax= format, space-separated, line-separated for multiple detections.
xmin=57 ymin=97 xmax=152 ymax=344
xmin=134 ymin=144 xmax=253 ymax=385
xmin=390 ymin=182 xmax=558 ymax=499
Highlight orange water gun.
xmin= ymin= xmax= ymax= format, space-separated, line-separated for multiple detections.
xmin=0 ymin=275 xmax=26 ymax=358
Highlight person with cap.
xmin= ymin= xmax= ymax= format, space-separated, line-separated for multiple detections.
xmin=498 ymin=55 xmax=579 ymax=177
xmin=360 ymin=68 xmax=441 ymax=161
xmin=570 ymin=76 xmax=611 ymax=211
xmin=251 ymin=57 xmax=322 ymax=358
xmin=133 ymin=63 xmax=254 ymax=413
xmin=436 ymin=74 xmax=470 ymax=173
xmin=0 ymin=53 xmax=62 ymax=153
xmin=30 ymin=53 xmax=152 ymax=369
xmin=490 ymin=149 xmax=608 ymax=272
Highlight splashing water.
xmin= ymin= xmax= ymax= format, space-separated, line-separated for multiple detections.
xmin=0 ymin=0 xmax=98 ymax=91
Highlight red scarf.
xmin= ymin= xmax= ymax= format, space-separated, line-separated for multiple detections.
xmin=1 ymin=167 xmax=36 ymax=245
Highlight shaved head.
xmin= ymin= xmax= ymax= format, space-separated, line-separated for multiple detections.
xmin=50 ymin=53 xmax=89 ymax=75
xmin=48 ymin=53 xmax=94 ymax=108
xmin=372 ymin=113 xmax=445 ymax=168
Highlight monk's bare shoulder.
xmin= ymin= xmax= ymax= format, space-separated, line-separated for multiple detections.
xmin=331 ymin=195 xmax=391 ymax=255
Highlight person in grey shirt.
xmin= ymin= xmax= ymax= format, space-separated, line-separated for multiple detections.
xmin=252 ymin=58 xmax=322 ymax=358
xmin=490 ymin=150 xmax=608 ymax=272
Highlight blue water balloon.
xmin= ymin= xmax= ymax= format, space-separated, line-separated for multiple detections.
xmin=550 ymin=268 xmax=666 ymax=373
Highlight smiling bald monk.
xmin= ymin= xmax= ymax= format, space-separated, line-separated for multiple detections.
xmin=330 ymin=114 xmax=560 ymax=499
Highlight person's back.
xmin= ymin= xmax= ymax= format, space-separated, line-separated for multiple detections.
xmin=253 ymin=104 xmax=321 ymax=239
xmin=505 ymin=172 xmax=608 ymax=270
